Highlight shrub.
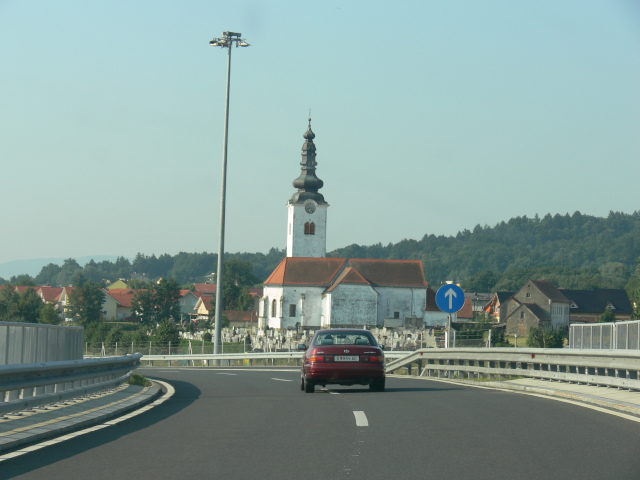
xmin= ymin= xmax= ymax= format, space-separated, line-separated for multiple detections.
xmin=128 ymin=374 xmax=151 ymax=386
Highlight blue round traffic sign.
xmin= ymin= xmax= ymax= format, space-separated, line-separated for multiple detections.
xmin=436 ymin=284 xmax=466 ymax=313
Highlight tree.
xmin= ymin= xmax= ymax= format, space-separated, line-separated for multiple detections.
xmin=526 ymin=327 xmax=564 ymax=348
xmin=35 ymin=263 xmax=63 ymax=286
xmin=0 ymin=286 xmax=19 ymax=321
xmin=67 ymin=280 xmax=106 ymax=325
xmin=599 ymin=309 xmax=616 ymax=323
xmin=154 ymin=278 xmax=181 ymax=321
xmin=153 ymin=319 xmax=180 ymax=345
xmin=11 ymin=274 xmax=35 ymax=286
xmin=2 ymin=288 xmax=44 ymax=323
xmin=132 ymin=289 xmax=155 ymax=325
xmin=626 ymin=258 xmax=640 ymax=319
xmin=57 ymin=258 xmax=82 ymax=286
xmin=39 ymin=302 xmax=60 ymax=324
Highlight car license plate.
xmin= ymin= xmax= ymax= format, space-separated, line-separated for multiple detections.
xmin=335 ymin=355 xmax=359 ymax=362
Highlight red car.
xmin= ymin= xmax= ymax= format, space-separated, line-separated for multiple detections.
xmin=299 ymin=329 xmax=385 ymax=393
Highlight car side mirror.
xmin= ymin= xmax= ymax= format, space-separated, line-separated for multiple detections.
xmin=297 ymin=344 xmax=307 ymax=351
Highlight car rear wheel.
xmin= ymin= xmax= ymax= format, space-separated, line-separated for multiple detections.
xmin=370 ymin=377 xmax=385 ymax=392
xmin=304 ymin=377 xmax=315 ymax=393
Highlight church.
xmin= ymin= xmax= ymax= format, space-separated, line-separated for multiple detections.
xmin=258 ymin=120 xmax=429 ymax=330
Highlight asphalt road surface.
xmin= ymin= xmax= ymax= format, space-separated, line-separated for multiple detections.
xmin=4 ymin=368 xmax=640 ymax=480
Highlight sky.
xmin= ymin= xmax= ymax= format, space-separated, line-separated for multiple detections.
xmin=1 ymin=0 xmax=639 ymax=269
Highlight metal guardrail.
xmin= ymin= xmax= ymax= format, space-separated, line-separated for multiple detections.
xmin=138 ymin=351 xmax=410 ymax=367
xmin=0 ymin=354 xmax=142 ymax=416
xmin=385 ymin=348 xmax=640 ymax=391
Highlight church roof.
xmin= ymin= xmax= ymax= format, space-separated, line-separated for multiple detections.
xmin=326 ymin=267 xmax=371 ymax=292
xmin=264 ymin=257 xmax=428 ymax=289
xmin=348 ymin=259 xmax=428 ymax=287
xmin=264 ymin=257 xmax=347 ymax=286
xmin=289 ymin=118 xmax=327 ymax=206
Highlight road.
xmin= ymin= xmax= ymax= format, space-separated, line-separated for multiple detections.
xmin=4 ymin=368 xmax=640 ymax=480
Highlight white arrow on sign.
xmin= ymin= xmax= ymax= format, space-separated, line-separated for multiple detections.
xmin=444 ymin=288 xmax=457 ymax=310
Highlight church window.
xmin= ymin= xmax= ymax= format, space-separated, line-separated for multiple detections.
xmin=304 ymin=222 xmax=316 ymax=235
xmin=289 ymin=304 xmax=296 ymax=317
xmin=271 ymin=299 xmax=277 ymax=317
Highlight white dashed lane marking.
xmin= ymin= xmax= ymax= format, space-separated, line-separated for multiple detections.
xmin=353 ymin=411 xmax=368 ymax=427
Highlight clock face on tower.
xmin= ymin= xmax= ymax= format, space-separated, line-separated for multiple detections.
xmin=304 ymin=202 xmax=316 ymax=214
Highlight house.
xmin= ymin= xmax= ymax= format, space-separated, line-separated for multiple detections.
xmin=194 ymin=283 xmax=216 ymax=296
xmin=179 ymin=290 xmax=200 ymax=321
xmin=560 ymin=289 xmax=634 ymax=323
xmin=107 ymin=279 xmax=130 ymax=290
xmin=456 ymin=298 xmax=474 ymax=321
xmin=259 ymin=120 xmax=430 ymax=330
xmin=484 ymin=291 xmax=515 ymax=323
xmin=504 ymin=280 xmax=570 ymax=336
xmin=193 ymin=295 xmax=215 ymax=322
xmin=103 ymin=288 xmax=136 ymax=321
xmin=465 ymin=292 xmax=492 ymax=315
xmin=58 ymin=286 xmax=76 ymax=321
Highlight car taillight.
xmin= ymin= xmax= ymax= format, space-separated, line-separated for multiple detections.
xmin=369 ymin=355 xmax=384 ymax=362
xmin=309 ymin=350 xmax=333 ymax=362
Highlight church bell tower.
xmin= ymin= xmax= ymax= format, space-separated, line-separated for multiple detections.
xmin=286 ymin=119 xmax=328 ymax=258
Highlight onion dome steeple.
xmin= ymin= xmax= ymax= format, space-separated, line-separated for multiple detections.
xmin=290 ymin=118 xmax=327 ymax=205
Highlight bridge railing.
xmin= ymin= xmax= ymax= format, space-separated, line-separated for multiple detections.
xmin=136 ymin=351 xmax=410 ymax=367
xmin=0 ymin=353 xmax=142 ymax=416
xmin=386 ymin=348 xmax=640 ymax=391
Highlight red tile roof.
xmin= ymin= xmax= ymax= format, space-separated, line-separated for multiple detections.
xmin=327 ymin=267 xmax=371 ymax=292
xmin=38 ymin=287 xmax=63 ymax=302
xmin=456 ymin=298 xmax=474 ymax=319
xmin=264 ymin=257 xmax=347 ymax=285
xmin=264 ymin=257 xmax=428 ymax=288
xmin=348 ymin=259 xmax=428 ymax=287
xmin=106 ymin=290 xmax=136 ymax=307
xmin=195 ymin=283 xmax=216 ymax=294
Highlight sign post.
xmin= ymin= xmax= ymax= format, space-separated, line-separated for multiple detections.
xmin=435 ymin=284 xmax=466 ymax=348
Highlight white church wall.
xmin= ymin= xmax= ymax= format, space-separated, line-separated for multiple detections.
xmin=263 ymin=286 xmax=326 ymax=330
xmin=326 ymin=284 xmax=378 ymax=327
xmin=376 ymin=287 xmax=426 ymax=325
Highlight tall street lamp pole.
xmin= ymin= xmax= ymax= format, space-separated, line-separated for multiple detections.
xmin=209 ymin=31 xmax=250 ymax=355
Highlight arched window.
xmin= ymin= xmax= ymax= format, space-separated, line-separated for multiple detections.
xmin=304 ymin=222 xmax=316 ymax=235
xmin=271 ymin=299 xmax=277 ymax=317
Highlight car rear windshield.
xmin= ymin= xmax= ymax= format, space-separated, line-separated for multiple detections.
xmin=314 ymin=331 xmax=377 ymax=346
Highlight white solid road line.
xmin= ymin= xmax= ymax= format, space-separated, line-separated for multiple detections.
xmin=0 ymin=379 xmax=175 ymax=463
xmin=353 ymin=411 xmax=368 ymax=427
xmin=216 ymin=373 xmax=238 ymax=376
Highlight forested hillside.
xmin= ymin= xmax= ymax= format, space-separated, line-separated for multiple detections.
xmin=2 ymin=211 xmax=639 ymax=297
xmin=330 ymin=210 xmax=640 ymax=292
